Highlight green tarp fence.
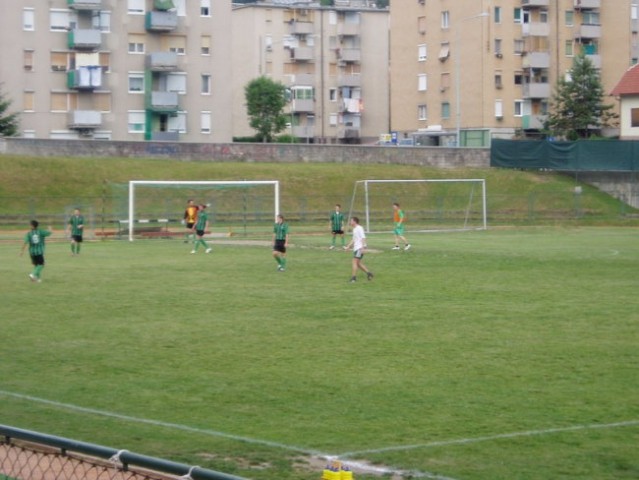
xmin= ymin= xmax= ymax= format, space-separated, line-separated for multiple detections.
xmin=490 ymin=139 xmax=639 ymax=171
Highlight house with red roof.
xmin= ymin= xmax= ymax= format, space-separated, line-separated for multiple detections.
xmin=611 ymin=63 xmax=639 ymax=139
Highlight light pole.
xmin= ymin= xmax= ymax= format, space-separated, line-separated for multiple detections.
xmin=455 ymin=12 xmax=489 ymax=147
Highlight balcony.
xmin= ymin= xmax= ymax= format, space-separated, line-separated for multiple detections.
xmin=291 ymin=47 xmax=314 ymax=62
xmin=67 ymin=0 xmax=102 ymax=10
xmin=287 ymin=73 xmax=315 ymax=86
xmin=337 ymin=127 xmax=360 ymax=139
xmin=145 ymin=11 xmax=178 ymax=32
xmin=150 ymin=131 xmax=179 ymax=141
xmin=290 ymin=21 xmax=313 ymax=35
xmin=67 ymin=67 xmax=103 ymax=90
xmin=67 ymin=29 xmax=101 ymax=50
xmin=292 ymin=125 xmax=314 ymax=138
xmin=154 ymin=0 xmax=175 ymax=10
xmin=337 ymin=74 xmax=361 ymax=87
xmin=522 ymin=51 xmax=550 ymax=69
xmin=522 ymin=22 xmax=550 ymax=37
xmin=522 ymin=0 xmax=549 ymax=6
xmin=337 ymin=23 xmax=360 ymax=37
xmin=337 ymin=48 xmax=361 ymax=63
xmin=574 ymin=0 xmax=600 ymax=9
xmin=575 ymin=23 xmax=601 ymax=39
xmin=522 ymin=82 xmax=551 ymax=99
xmin=146 ymin=91 xmax=179 ymax=112
xmin=146 ymin=52 xmax=179 ymax=71
xmin=522 ymin=114 xmax=547 ymax=130
xmin=290 ymin=99 xmax=314 ymax=113
xmin=68 ymin=110 xmax=102 ymax=129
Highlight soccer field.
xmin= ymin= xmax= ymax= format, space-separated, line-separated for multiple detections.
xmin=1 ymin=228 xmax=638 ymax=480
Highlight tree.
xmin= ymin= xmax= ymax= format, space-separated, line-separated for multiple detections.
xmin=545 ymin=53 xmax=617 ymax=140
xmin=0 ymin=85 xmax=19 ymax=137
xmin=244 ymin=76 xmax=289 ymax=143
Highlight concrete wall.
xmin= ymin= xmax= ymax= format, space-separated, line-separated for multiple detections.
xmin=0 ymin=138 xmax=490 ymax=168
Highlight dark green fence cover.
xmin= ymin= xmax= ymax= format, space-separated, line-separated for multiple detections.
xmin=490 ymin=139 xmax=639 ymax=171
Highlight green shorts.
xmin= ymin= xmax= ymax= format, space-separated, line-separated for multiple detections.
xmin=394 ymin=223 xmax=404 ymax=235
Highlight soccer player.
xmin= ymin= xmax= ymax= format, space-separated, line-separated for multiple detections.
xmin=191 ymin=204 xmax=212 ymax=254
xmin=183 ymin=199 xmax=198 ymax=243
xmin=344 ymin=216 xmax=373 ymax=283
xmin=66 ymin=208 xmax=84 ymax=256
xmin=392 ymin=202 xmax=411 ymax=251
xmin=329 ymin=204 xmax=345 ymax=250
xmin=272 ymin=214 xmax=289 ymax=272
xmin=20 ymin=220 xmax=53 ymax=283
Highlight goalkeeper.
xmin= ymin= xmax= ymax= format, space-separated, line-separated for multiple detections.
xmin=392 ymin=202 xmax=411 ymax=251
xmin=183 ymin=199 xmax=198 ymax=243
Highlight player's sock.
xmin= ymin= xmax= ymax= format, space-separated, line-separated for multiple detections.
xmin=76 ymin=244 xmax=81 ymax=254
xmin=35 ymin=265 xmax=44 ymax=279
xmin=281 ymin=257 xmax=287 ymax=269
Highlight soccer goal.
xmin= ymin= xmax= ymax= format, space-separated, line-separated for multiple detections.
xmin=347 ymin=179 xmax=487 ymax=233
xmin=125 ymin=180 xmax=280 ymax=241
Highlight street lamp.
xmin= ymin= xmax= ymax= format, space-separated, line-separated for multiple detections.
xmin=455 ymin=12 xmax=489 ymax=147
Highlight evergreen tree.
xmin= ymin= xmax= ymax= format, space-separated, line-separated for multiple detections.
xmin=0 ymin=85 xmax=19 ymax=137
xmin=545 ymin=53 xmax=617 ymax=140
xmin=244 ymin=76 xmax=289 ymax=143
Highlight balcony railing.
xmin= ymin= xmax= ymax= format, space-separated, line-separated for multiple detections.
xmin=337 ymin=74 xmax=361 ymax=87
xmin=67 ymin=29 xmax=101 ymax=50
xmin=574 ymin=0 xmax=600 ymax=9
xmin=146 ymin=52 xmax=179 ymax=71
xmin=522 ymin=82 xmax=551 ymax=99
xmin=150 ymin=131 xmax=180 ymax=141
xmin=292 ymin=125 xmax=314 ymax=138
xmin=291 ymin=47 xmax=314 ymax=62
xmin=337 ymin=127 xmax=360 ymax=139
xmin=145 ymin=11 xmax=178 ymax=32
xmin=286 ymin=73 xmax=315 ymax=86
xmin=337 ymin=48 xmax=361 ymax=63
xmin=337 ymin=23 xmax=360 ymax=36
xmin=290 ymin=99 xmax=314 ymax=113
xmin=522 ymin=51 xmax=550 ymax=69
xmin=522 ymin=0 xmax=549 ymax=6
xmin=522 ymin=114 xmax=548 ymax=130
xmin=146 ymin=91 xmax=179 ymax=112
xmin=522 ymin=22 xmax=550 ymax=37
xmin=67 ymin=0 xmax=102 ymax=10
xmin=68 ymin=110 xmax=102 ymax=129
xmin=575 ymin=24 xmax=601 ymax=39
xmin=67 ymin=67 xmax=103 ymax=90
xmin=290 ymin=21 xmax=313 ymax=35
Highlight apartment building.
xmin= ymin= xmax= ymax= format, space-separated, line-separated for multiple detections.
xmin=390 ymin=0 xmax=639 ymax=147
xmin=0 ymin=0 xmax=233 ymax=142
xmin=232 ymin=0 xmax=389 ymax=144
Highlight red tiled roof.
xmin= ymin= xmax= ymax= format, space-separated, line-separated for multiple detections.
xmin=610 ymin=63 xmax=639 ymax=96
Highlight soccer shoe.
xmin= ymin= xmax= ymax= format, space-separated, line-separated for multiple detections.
xmin=404 ymin=244 xmax=411 ymax=251
xmin=190 ymin=250 xmax=196 ymax=254
xmin=29 ymin=273 xmax=37 ymax=282
xmin=205 ymin=248 xmax=212 ymax=253
xmin=329 ymin=245 xmax=335 ymax=250
xmin=392 ymin=245 xmax=400 ymax=250
xmin=349 ymin=277 xmax=357 ymax=283
xmin=367 ymin=272 xmax=374 ymax=281
xmin=277 ymin=266 xmax=285 ymax=272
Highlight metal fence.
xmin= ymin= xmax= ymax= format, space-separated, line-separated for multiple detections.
xmin=0 ymin=425 xmax=246 ymax=480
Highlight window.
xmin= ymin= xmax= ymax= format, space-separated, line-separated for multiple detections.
xmin=173 ymin=0 xmax=186 ymax=17
xmin=514 ymin=72 xmax=524 ymax=85
xmin=99 ymin=52 xmax=111 ymax=72
xmin=50 ymin=10 xmax=74 ymax=31
xmin=438 ymin=42 xmax=450 ymax=61
xmin=631 ymin=108 xmax=639 ymax=127
xmin=514 ymin=39 xmax=525 ymax=55
xmin=514 ymin=100 xmax=523 ymax=117
xmin=128 ymin=34 xmax=145 ymax=54
xmin=50 ymin=52 xmax=69 ymax=72
xmin=168 ymin=112 xmax=187 ymax=133
xmin=494 ymin=7 xmax=501 ymax=24
xmin=441 ymin=102 xmax=450 ymax=120
xmin=329 ymin=113 xmax=338 ymax=126
xmin=128 ymin=0 xmax=145 ymax=14
xmin=539 ymin=10 xmax=548 ymax=23
xmin=291 ymin=86 xmax=314 ymax=100
xmin=200 ymin=0 xmax=211 ymax=17
xmin=23 ymin=8 xmax=35 ymax=31
xmin=128 ymin=73 xmax=144 ymax=93
xmin=633 ymin=5 xmax=638 ymax=20
xmin=565 ymin=40 xmax=574 ymax=57
xmin=93 ymin=11 xmax=111 ymax=32
xmin=418 ymin=74 xmax=427 ymax=92
xmin=167 ymin=73 xmax=187 ymax=94
xmin=167 ymin=36 xmax=186 ymax=55
xmin=128 ymin=111 xmax=145 ymax=133
xmin=418 ymin=16 xmax=426 ymax=34
xmin=495 ymin=72 xmax=503 ymax=89
xmin=418 ymin=104 xmax=427 ymax=121
xmin=201 ymin=36 xmax=211 ymax=55
xmin=94 ymin=92 xmax=111 ymax=112
xmin=23 ymin=91 xmax=35 ymax=112
xmin=441 ymin=11 xmax=450 ymax=29
xmin=514 ymin=8 xmax=522 ymax=24
xmin=565 ymin=10 xmax=574 ymax=26
xmin=24 ymin=50 xmax=34 ymax=71
xmin=201 ymin=74 xmax=211 ymax=95
xmin=440 ymin=72 xmax=450 ymax=90
xmin=418 ymin=44 xmax=427 ymax=62
xmin=201 ymin=111 xmax=211 ymax=134
xmin=50 ymin=92 xmax=76 ymax=112
xmin=329 ymin=88 xmax=337 ymax=102
xmin=495 ymin=99 xmax=503 ymax=118
xmin=495 ymin=38 xmax=502 ymax=55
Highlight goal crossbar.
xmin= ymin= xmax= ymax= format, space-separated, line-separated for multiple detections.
xmin=349 ymin=178 xmax=487 ymax=233
xmin=128 ymin=180 xmax=280 ymax=241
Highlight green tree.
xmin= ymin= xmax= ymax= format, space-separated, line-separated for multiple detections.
xmin=545 ymin=53 xmax=617 ymax=140
xmin=0 ymin=85 xmax=19 ymax=137
xmin=244 ymin=76 xmax=289 ymax=143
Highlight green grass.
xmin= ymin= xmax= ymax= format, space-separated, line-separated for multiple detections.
xmin=2 ymin=228 xmax=638 ymax=479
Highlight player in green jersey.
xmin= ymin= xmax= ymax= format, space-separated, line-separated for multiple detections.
xmin=66 ymin=208 xmax=84 ymax=256
xmin=20 ymin=220 xmax=53 ymax=283
xmin=272 ymin=214 xmax=289 ymax=271
xmin=191 ymin=204 xmax=212 ymax=254
xmin=392 ymin=202 xmax=411 ymax=251
xmin=329 ymin=204 xmax=345 ymax=250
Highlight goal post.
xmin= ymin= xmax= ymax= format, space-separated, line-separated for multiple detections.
xmin=127 ymin=180 xmax=280 ymax=241
xmin=348 ymin=179 xmax=487 ymax=233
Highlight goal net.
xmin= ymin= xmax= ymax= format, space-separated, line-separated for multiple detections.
xmin=347 ymin=179 xmax=487 ymax=233
xmin=120 ymin=180 xmax=280 ymax=241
